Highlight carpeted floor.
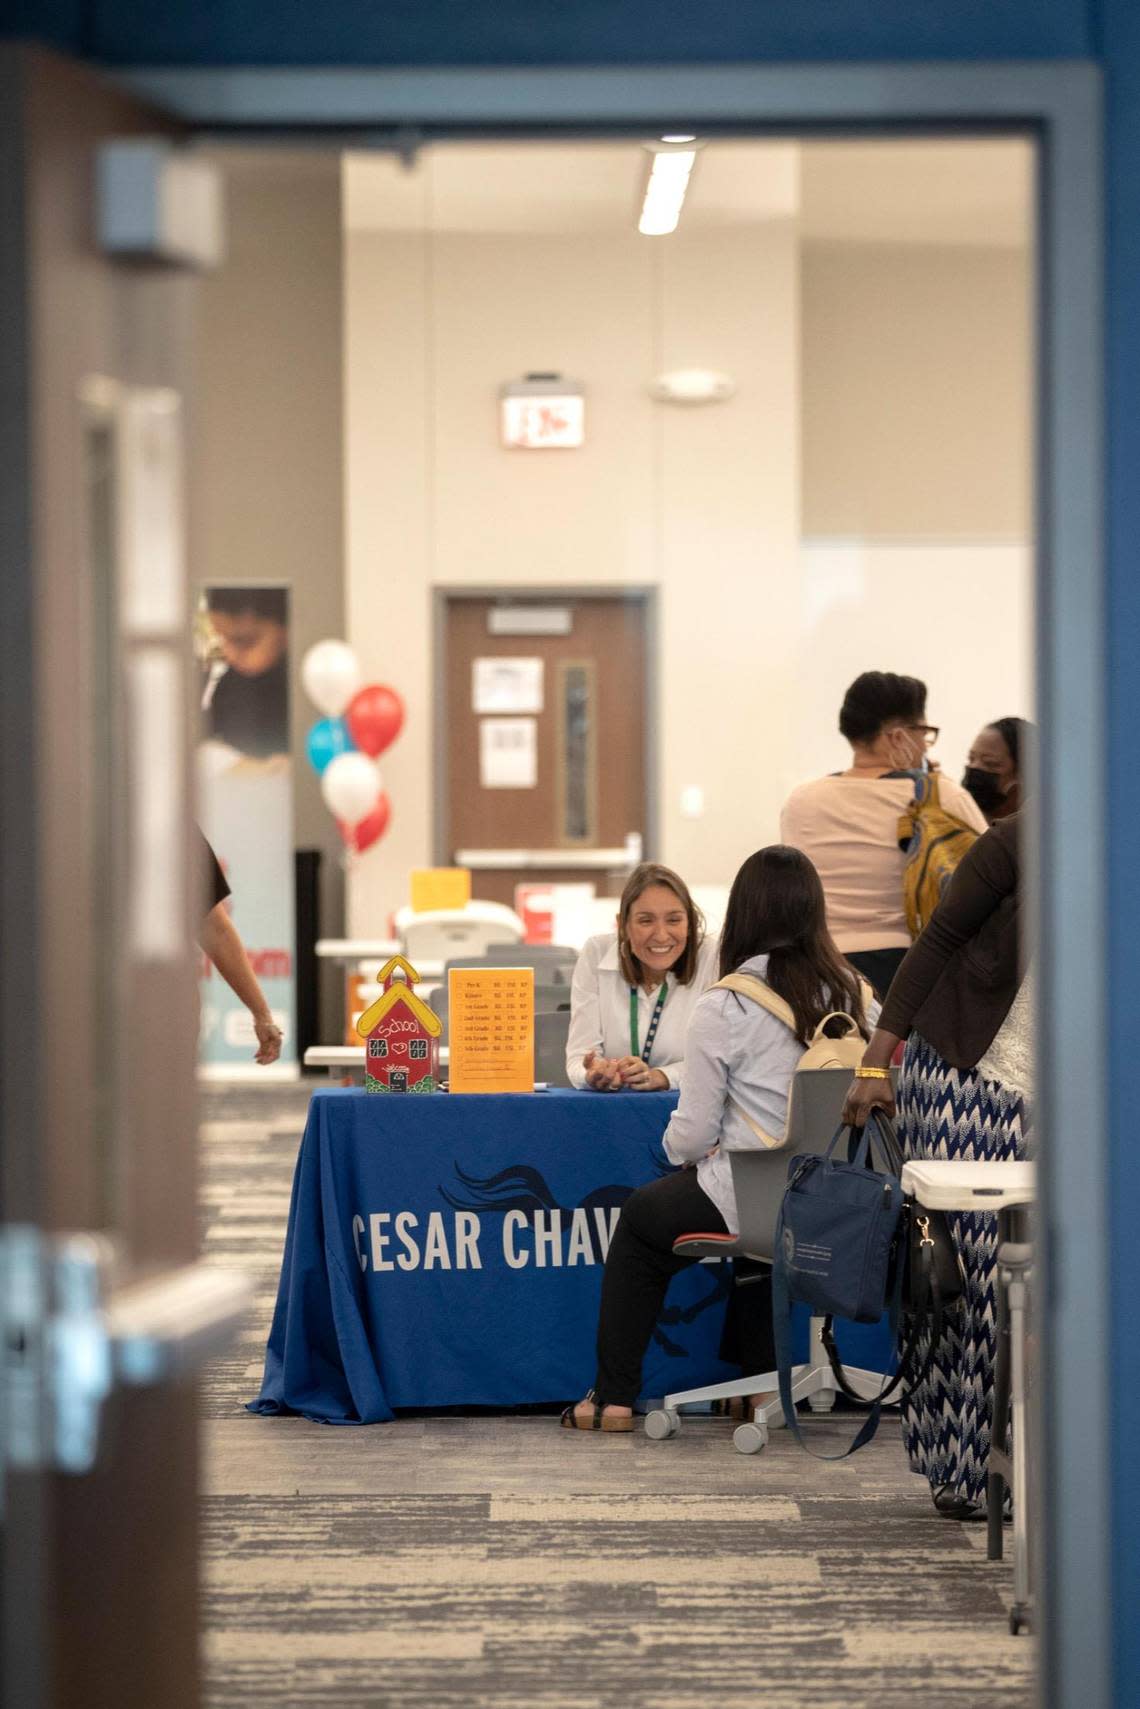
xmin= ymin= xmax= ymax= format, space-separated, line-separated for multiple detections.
xmin=198 ymin=1082 xmax=1035 ymax=1708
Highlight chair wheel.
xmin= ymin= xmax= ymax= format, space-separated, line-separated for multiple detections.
xmin=644 ymin=1408 xmax=680 ymax=1440
xmin=1009 ymin=1605 xmax=1030 ymax=1636
xmin=733 ymin=1419 xmax=769 ymax=1454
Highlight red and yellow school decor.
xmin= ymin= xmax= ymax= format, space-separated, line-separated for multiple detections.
xmin=447 ymin=967 xmax=535 ymax=1095
xmin=356 ymin=956 xmax=442 ymax=1094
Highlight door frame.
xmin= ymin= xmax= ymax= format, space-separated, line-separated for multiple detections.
xmin=432 ymin=585 xmax=660 ymax=869
xmin=119 ymin=59 xmax=1104 ymax=1709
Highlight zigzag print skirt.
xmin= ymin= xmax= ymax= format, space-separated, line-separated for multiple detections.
xmin=897 ymin=1031 xmax=1031 ymax=1506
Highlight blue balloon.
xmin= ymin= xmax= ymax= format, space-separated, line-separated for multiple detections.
xmin=306 ymin=716 xmax=355 ymax=774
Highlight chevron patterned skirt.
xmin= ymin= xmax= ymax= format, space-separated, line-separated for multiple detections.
xmin=897 ymin=1031 xmax=1032 ymax=1506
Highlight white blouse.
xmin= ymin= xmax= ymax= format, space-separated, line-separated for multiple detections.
xmin=565 ymin=931 xmax=722 ymax=1090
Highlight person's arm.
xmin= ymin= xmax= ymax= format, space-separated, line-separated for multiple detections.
xmin=661 ymin=997 xmax=730 ymax=1165
xmin=197 ymin=902 xmax=283 ymax=1064
xmin=878 ymin=823 xmax=1017 ymax=1040
xmin=842 ymin=824 xmax=1017 ymax=1125
xmin=565 ymin=940 xmax=621 ymax=1090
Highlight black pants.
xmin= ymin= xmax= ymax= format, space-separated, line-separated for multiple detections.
xmin=592 ymin=1168 xmax=777 ymax=1408
xmin=847 ymin=946 xmax=909 ymax=1003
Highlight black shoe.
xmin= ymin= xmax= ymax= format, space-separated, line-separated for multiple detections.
xmin=931 ymin=1483 xmax=987 ymax=1522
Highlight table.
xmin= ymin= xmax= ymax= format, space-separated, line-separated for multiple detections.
xmin=250 ymin=1088 xmax=895 ymax=1425
xmin=901 ymin=1159 xmax=1035 ymax=1633
xmin=305 ymin=1044 xmax=450 ymax=1081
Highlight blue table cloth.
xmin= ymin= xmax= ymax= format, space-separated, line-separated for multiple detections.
xmin=250 ymin=1087 xmax=893 ymax=1424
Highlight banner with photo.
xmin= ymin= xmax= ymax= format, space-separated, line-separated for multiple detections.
xmin=196 ymin=584 xmax=296 ymax=1072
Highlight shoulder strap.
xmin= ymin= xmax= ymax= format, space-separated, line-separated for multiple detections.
xmin=711 ymin=973 xmax=797 ymax=1033
xmin=911 ymin=769 xmax=945 ymax=810
xmin=726 ymin=1096 xmax=784 ymax=1150
xmin=716 ymin=974 xmax=874 ymax=1041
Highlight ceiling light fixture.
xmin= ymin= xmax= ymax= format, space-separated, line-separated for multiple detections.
xmin=638 ymin=139 xmax=701 ymax=237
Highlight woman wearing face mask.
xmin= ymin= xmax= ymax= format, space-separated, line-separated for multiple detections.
xmin=566 ymin=862 xmax=720 ymax=1092
xmin=781 ymin=672 xmax=987 ymax=1000
xmin=962 ymin=717 xmax=1034 ymax=823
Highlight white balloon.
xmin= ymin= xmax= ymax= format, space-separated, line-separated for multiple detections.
xmin=321 ymin=752 xmax=382 ymax=825
xmin=301 ymin=639 xmax=362 ymax=718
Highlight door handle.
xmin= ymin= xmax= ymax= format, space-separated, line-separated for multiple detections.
xmin=109 ymin=1262 xmax=253 ymax=1384
xmin=1 ymin=1228 xmax=253 ymax=1494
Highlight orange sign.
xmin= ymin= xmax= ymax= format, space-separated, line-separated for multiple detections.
xmin=410 ymin=867 xmax=471 ymax=913
xmin=447 ymin=967 xmax=535 ymax=1094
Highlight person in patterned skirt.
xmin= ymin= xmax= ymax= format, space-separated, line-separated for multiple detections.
xmin=841 ymin=813 xmax=1028 ymax=1520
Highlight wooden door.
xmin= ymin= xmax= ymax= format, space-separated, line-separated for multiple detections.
xmin=0 ymin=46 xmax=229 ymax=1709
xmin=442 ymin=594 xmax=650 ymax=908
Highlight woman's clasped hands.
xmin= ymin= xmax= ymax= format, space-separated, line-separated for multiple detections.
xmin=582 ymin=1051 xmax=670 ymax=1093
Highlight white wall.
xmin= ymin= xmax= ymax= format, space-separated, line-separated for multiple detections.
xmin=794 ymin=541 xmax=1034 ymax=786
xmin=343 ymin=149 xmax=1034 ymax=934
xmin=344 ymin=156 xmax=801 ymax=929
xmin=802 ymin=239 xmax=1033 ymax=539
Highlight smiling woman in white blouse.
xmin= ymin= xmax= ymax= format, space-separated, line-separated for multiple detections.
xmin=566 ymin=862 xmax=720 ymax=1092
xmin=562 ymin=845 xmax=876 ymax=1432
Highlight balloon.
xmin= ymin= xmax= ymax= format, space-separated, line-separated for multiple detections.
xmin=321 ymin=752 xmax=383 ymax=824
xmin=306 ymin=716 xmax=355 ymax=775
xmin=339 ymin=790 xmax=392 ymax=854
xmin=301 ymin=640 xmax=362 ymax=718
xmin=345 ymin=683 xmax=405 ymax=758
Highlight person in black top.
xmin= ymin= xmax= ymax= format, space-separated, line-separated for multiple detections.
xmin=196 ymin=826 xmax=283 ymax=1065
xmin=201 ymin=587 xmax=289 ymax=759
xmin=842 ymin=816 xmax=1029 ymax=1522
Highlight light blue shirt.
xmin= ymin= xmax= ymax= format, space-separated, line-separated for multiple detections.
xmin=662 ymin=953 xmax=879 ymax=1232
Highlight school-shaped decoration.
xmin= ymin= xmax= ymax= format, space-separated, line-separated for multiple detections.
xmin=355 ymin=955 xmax=442 ymax=1094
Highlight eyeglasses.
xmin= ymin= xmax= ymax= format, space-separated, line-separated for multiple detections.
xmin=908 ymin=724 xmax=940 ymax=747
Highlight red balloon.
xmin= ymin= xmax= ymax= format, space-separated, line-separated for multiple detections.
xmin=346 ymin=684 xmax=405 ymax=758
xmin=338 ymin=791 xmax=392 ymax=854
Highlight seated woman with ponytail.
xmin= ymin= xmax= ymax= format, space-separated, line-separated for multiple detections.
xmin=562 ymin=845 xmax=878 ymax=1432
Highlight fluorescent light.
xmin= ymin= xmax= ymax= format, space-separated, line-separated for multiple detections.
xmin=660 ymin=133 xmax=696 ymax=144
xmin=638 ymin=145 xmax=698 ymax=237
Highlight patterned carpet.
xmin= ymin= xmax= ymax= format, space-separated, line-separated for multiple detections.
xmin=198 ymin=1082 xmax=1035 ymax=1708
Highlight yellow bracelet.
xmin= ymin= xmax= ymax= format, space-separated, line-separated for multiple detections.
xmin=854 ymin=1066 xmax=893 ymax=1080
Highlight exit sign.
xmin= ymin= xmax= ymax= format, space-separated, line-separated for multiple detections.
xmin=501 ymin=394 xmax=585 ymax=449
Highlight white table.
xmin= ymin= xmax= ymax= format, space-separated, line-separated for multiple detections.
xmin=901 ymin=1157 xmax=1035 ymax=1634
xmin=305 ymin=1044 xmax=451 ymax=1081
xmin=316 ymin=938 xmax=443 ymax=979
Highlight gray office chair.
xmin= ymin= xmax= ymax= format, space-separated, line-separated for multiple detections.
xmin=484 ymin=943 xmax=578 ymax=984
xmin=643 ymin=1066 xmax=899 ymax=1454
xmin=534 ymin=1009 xmax=572 ymax=1087
xmin=442 ymin=953 xmax=574 ymax=982
xmin=428 ymin=979 xmax=569 ymax=1044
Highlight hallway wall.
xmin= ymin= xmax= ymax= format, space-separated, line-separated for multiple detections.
xmin=342 ymin=148 xmax=1033 ymax=930
xmin=194 ymin=149 xmax=347 ymax=1017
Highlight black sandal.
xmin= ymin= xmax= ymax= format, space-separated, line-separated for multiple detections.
xmin=932 ymin=1483 xmax=986 ymax=1521
xmin=560 ymin=1389 xmax=635 ymax=1432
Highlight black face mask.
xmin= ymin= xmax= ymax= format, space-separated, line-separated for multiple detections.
xmin=962 ymin=766 xmax=1007 ymax=815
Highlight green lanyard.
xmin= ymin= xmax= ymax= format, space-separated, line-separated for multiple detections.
xmin=629 ymin=980 xmax=668 ymax=1063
